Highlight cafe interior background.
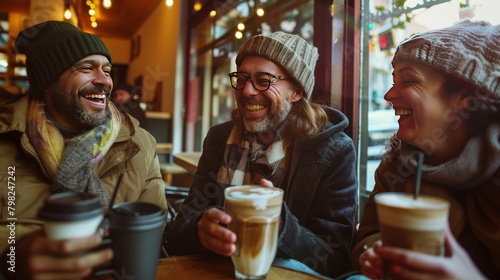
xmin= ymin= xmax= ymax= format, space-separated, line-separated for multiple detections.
xmin=1 ymin=0 xmax=499 ymax=218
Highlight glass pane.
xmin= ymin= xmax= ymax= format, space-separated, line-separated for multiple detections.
xmin=0 ymin=14 xmax=8 ymax=48
xmin=358 ymin=0 xmax=500 ymax=213
xmin=0 ymin=52 xmax=7 ymax=74
xmin=188 ymin=0 xmax=314 ymax=151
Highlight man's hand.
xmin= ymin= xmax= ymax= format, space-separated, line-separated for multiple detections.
xmin=197 ymin=207 xmax=236 ymax=256
xmin=3 ymin=230 xmax=112 ymax=280
xmin=259 ymin=179 xmax=284 ymax=232
xmin=259 ymin=179 xmax=274 ymax=188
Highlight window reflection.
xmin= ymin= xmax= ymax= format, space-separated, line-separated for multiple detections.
xmin=188 ymin=0 xmax=314 ymax=151
xmin=359 ymin=0 xmax=500 ymax=214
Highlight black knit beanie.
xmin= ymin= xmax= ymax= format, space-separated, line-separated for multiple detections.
xmin=15 ymin=21 xmax=112 ymax=95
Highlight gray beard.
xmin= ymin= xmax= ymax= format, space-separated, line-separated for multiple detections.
xmin=244 ymin=100 xmax=291 ymax=133
xmin=74 ymin=105 xmax=110 ymax=130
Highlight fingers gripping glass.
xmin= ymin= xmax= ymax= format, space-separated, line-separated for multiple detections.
xmin=228 ymin=72 xmax=287 ymax=91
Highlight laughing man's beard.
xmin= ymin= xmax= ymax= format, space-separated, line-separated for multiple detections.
xmin=75 ymin=85 xmax=112 ymax=129
xmin=75 ymin=106 xmax=111 ymax=130
xmin=244 ymin=99 xmax=291 ymax=133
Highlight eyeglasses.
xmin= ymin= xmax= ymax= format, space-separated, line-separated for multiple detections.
xmin=228 ymin=72 xmax=287 ymax=91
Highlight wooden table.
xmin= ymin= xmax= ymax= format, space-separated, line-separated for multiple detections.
xmin=155 ymin=255 xmax=330 ymax=279
xmin=173 ymin=152 xmax=202 ymax=176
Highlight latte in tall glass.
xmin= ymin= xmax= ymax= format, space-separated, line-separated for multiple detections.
xmin=224 ymin=185 xmax=284 ymax=280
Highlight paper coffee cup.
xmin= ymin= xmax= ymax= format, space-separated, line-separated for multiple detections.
xmin=107 ymin=202 xmax=166 ymax=280
xmin=38 ymin=192 xmax=104 ymax=240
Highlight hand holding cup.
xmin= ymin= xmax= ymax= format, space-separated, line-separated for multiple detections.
xmin=374 ymin=192 xmax=450 ymax=279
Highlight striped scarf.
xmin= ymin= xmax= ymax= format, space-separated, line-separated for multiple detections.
xmin=217 ymin=122 xmax=293 ymax=188
xmin=26 ymin=96 xmax=121 ymax=207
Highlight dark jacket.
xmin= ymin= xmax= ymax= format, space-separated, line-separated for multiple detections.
xmin=166 ymin=106 xmax=358 ymax=278
xmin=122 ymin=100 xmax=147 ymax=127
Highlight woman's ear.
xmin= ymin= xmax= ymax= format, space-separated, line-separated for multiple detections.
xmin=455 ymin=90 xmax=472 ymax=111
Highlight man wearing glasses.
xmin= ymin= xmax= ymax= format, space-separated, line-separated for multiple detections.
xmin=166 ymin=31 xmax=357 ymax=278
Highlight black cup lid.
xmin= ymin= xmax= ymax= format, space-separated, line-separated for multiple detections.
xmin=110 ymin=202 xmax=163 ymax=218
xmin=38 ymin=192 xmax=103 ymax=221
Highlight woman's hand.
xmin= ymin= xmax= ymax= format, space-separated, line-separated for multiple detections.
xmin=197 ymin=207 xmax=236 ymax=256
xmin=359 ymin=225 xmax=487 ymax=280
xmin=376 ymin=225 xmax=486 ymax=280
xmin=359 ymin=241 xmax=384 ymax=279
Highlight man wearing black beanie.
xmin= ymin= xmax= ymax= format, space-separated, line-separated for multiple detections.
xmin=0 ymin=21 xmax=167 ymax=279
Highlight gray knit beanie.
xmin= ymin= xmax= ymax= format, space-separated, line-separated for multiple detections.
xmin=392 ymin=19 xmax=500 ymax=97
xmin=15 ymin=21 xmax=111 ymax=95
xmin=236 ymin=31 xmax=318 ymax=99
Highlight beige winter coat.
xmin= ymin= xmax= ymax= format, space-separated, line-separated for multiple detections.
xmin=0 ymin=95 xmax=167 ymax=253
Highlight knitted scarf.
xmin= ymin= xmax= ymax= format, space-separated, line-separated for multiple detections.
xmin=399 ymin=123 xmax=500 ymax=272
xmin=26 ymin=96 xmax=121 ymax=207
xmin=217 ymin=121 xmax=293 ymax=188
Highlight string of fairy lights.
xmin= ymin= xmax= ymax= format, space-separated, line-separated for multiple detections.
xmin=63 ymin=0 xmax=264 ymax=33
xmin=64 ymin=0 xmax=112 ymax=28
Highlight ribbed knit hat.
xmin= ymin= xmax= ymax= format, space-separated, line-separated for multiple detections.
xmin=15 ymin=21 xmax=111 ymax=94
xmin=392 ymin=19 xmax=500 ymax=97
xmin=236 ymin=31 xmax=318 ymax=99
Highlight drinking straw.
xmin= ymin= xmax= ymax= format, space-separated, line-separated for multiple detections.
xmin=414 ymin=150 xmax=424 ymax=199
xmin=110 ymin=173 xmax=123 ymax=208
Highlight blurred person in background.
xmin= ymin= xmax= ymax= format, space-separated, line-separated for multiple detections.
xmin=112 ymin=82 xmax=147 ymax=126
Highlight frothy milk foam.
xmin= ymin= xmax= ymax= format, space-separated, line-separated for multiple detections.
xmin=225 ymin=186 xmax=283 ymax=277
xmin=375 ymin=193 xmax=449 ymax=231
xmin=227 ymin=187 xmax=281 ymax=210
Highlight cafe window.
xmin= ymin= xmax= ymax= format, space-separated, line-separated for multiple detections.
xmin=357 ymin=0 xmax=500 ymax=215
xmin=0 ymin=12 xmax=28 ymax=93
xmin=186 ymin=0 xmax=314 ymax=151
xmin=185 ymin=0 xmax=500 ymax=219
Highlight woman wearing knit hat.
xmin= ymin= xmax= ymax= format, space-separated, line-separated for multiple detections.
xmin=166 ymin=31 xmax=358 ymax=278
xmin=353 ymin=19 xmax=500 ymax=279
xmin=0 ymin=21 xmax=167 ymax=279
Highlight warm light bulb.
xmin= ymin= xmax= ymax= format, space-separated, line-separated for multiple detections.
xmin=165 ymin=0 xmax=173 ymax=7
xmin=103 ymin=0 xmax=112 ymax=9
xmin=91 ymin=21 xmax=98 ymax=28
xmin=64 ymin=9 xmax=72 ymax=19
xmin=89 ymin=9 xmax=96 ymax=16
xmin=235 ymin=31 xmax=243 ymax=39
xmin=194 ymin=2 xmax=202 ymax=11
xmin=256 ymin=7 xmax=264 ymax=17
xmin=209 ymin=10 xmax=217 ymax=17
xmin=237 ymin=22 xmax=245 ymax=31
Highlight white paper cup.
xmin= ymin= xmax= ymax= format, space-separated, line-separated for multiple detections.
xmin=38 ymin=192 xmax=104 ymax=240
